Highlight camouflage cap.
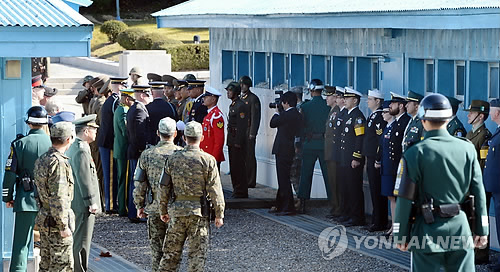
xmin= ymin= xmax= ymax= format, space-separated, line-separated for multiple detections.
xmin=158 ymin=117 xmax=176 ymax=135
xmin=184 ymin=121 xmax=202 ymax=137
xmin=50 ymin=121 xmax=75 ymax=138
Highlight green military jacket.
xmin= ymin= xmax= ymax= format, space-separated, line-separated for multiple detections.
xmin=2 ymin=129 xmax=51 ymax=212
xmin=394 ymin=129 xmax=488 ymax=253
xmin=34 ymin=147 xmax=75 ymax=231
xmin=134 ymin=141 xmax=181 ymax=215
xmin=92 ymin=95 xmax=106 ymax=126
xmin=465 ymin=123 xmax=491 ymax=169
xmin=227 ymin=98 xmax=250 ymax=147
xmin=67 ymin=138 xmax=102 ymax=214
xmin=301 ymin=96 xmax=331 ymax=150
xmin=159 ymin=145 xmax=225 ymax=218
xmin=240 ymin=91 xmax=261 ymax=138
xmin=177 ymin=98 xmax=187 ymax=122
xmin=402 ymin=115 xmax=425 ymax=153
xmin=447 ymin=116 xmax=467 ymax=137
xmin=113 ymin=104 xmax=128 ymax=160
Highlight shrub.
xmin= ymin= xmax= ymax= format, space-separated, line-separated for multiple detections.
xmin=100 ymin=20 xmax=128 ymax=43
xmin=156 ymin=44 xmax=209 ymax=71
xmin=136 ymin=33 xmax=182 ymax=50
xmin=117 ymin=28 xmax=148 ymax=50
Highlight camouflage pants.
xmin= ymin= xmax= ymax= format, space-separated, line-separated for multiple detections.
xmin=39 ymin=225 xmax=74 ymax=272
xmin=290 ymin=150 xmax=302 ymax=194
xmin=158 ymin=215 xmax=209 ymax=272
xmin=148 ymin=214 xmax=168 ymax=272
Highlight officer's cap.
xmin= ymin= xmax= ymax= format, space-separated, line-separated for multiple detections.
xmin=110 ymin=77 xmax=128 ymax=86
xmin=382 ymin=100 xmax=391 ymax=110
xmin=32 ymin=75 xmax=43 ymax=88
xmin=389 ymin=92 xmax=407 ymax=103
xmin=82 ymin=75 xmax=94 ymax=87
xmin=158 ymin=117 xmax=177 ymax=135
xmin=120 ymin=89 xmax=135 ymax=98
xmin=44 ymin=86 xmax=58 ymax=97
xmin=490 ymin=99 xmax=500 ymax=108
xmin=52 ymin=111 xmax=76 ymax=124
xmin=344 ymin=87 xmax=362 ymax=98
xmin=162 ymin=75 xmax=177 ymax=86
xmin=368 ymin=89 xmax=384 ymax=99
xmin=133 ymin=85 xmax=152 ymax=95
xmin=184 ymin=121 xmax=202 ymax=137
xmin=50 ymin=121 xmax=75 ymax=138
xmin=73 ymin=114 xmax=99 ymax=129
xmin=187 ymin=80 xmax=205 ymax=90
xmin=176 ymin=80 xmax=188 ymax=88
xmin=183 ymin=74 xmax=196 ymax=81
xmin=464 ymin=100 xmax=490 ymax=113
xmin=147 ymin=73 xmax=162 ymax=82
xmin=205 ymin=86 xmax=221 ymax=97
xmin=406 ymin=91 xmax=424 ymax=103
xmin=323 ymin=86 xmax=336 ymax=96
xmin=149 ymin=81 xmax=166 ymax=90
xmin=98 ymin=79 xmax=111 ymax=94
xmin=92 ymin=75 xmax=110 ymax=90
xmin=129 ymin=67 xmax=142 ymax=77
xmin=335 ymin=86 xmax=345 ymax=97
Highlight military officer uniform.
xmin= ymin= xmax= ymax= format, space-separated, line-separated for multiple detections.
xmin=362 ymin=90 xmax=388 ymax=231
xmin=332 ymin=88 xmax=347 ymax=219
xmin=134 ymin=118 xmax=181 ymax=271
xmin=147 ymin=82 xmax=178 ymax=145
xmin=113 ymin=89 xmax=133 ymax=216
xmin=394 ymin=94 xmax=488 ymax=271
xmin=75 ymin=75 xmax=94 ymax=116
xmin=402 ymin=91 xmax=425 ymax=153
xmin=324 ymin=87 xmax=341 ymax=217
xmin=127 ymin=85 xmax=152 ymax=221
xmin=200 ymin=88 xmax=225 ymax=166
xmin=158 ymin=122 xmax=225 ymax=272
xmin=34 ymin=122 xmax=76 ymax=272
xmin=297 ymin=80 xmax=330 ymax=213
xmin=226 ymin=82 xmax=250 ymax=198
xmin=67 ymin=115 xmax=102 ymax=272
xmin=187 ymin=80 xmax=208 ymax=123
xmin=2 ymin=106 xmax=51 ymax=272
xmin=337 ymin=87 xmax=366 ymax=226
xmin=176 ymin=81 xmax=189 ymax=121
xmin=446 ymin=96 xmax=467 ymax=137
xmin=162 ymin=75 xmax=179 ymax=104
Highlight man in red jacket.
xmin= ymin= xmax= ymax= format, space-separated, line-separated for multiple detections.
xmin=201 ymin=87 xmax=225 ymax=170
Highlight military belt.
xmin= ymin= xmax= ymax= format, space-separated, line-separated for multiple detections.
xmin=418 ymin=203 xmax=462 ymax=218
xmin=175 ymin=195 xmax=200 ymax=201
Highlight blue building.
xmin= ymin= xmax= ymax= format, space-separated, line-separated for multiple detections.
xmin=153 ymin=0 xmax=500 ymax=242
xmin=0 ymin=0 xmax=93 ymax=269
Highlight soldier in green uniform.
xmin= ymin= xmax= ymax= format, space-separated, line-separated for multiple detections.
xmin=463 ymin=100 xmax=491 ymax=264
xmin=34 ymin=122 xmax=76 ymax=271
xmin=67 ymin=115 xmax=101 ymax=272
xmin=158 ymin=121 xmax=225 ymax=272
xmin=445 ymin=96 xmax=467 ymax=137
xmin=394 ymin=94 xmax=488 ymax=271
xmin=2 ymin=106 xmax=51 ymax=272
xmin=402 ymin=91 xmax=425 ymax=152
xmin=133 ymin=117 xmax=181 ymax=271
xmin=113 ymin=89 xmax=135 ymax=216
xmin=297 ymin=79 xmax=330 ymax=213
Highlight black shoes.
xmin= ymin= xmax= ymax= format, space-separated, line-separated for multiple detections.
xmin=298 ymin=199 xmax=306 ymax=214
xmin=365 ymin=224 xmax=387 ymax=232
xmin=344 ymin=219 xmax=365 ymax=227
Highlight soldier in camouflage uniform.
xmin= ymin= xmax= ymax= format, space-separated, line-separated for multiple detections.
xmin=34 ymin=122 xmax=76 ymax=272
xmin=158 ymin=121 xmax=225 ymax=272
xmin=133 ymin=117 xmax=181 ymax=271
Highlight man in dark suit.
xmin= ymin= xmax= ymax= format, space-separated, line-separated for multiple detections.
xmin=186 ymin=80 xmax=207 ymax=123
xmin=126 ymin=85 xmax=153 ymax=222
xmin=147 ymin=82 xmax=178 ymax=145
xmin=269 ymin=92 xmax=302 ymax=216
xmin=98 ymin=77 xmax=127 ymax=213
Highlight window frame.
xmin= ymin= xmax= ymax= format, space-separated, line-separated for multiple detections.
xmin=488 ymin=62 xmax=500 ymax=99
xmin=454 ymin=60 xmax=466 ymax=99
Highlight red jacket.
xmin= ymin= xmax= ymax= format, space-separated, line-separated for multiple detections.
xmin=201 ymin=106 xmax=225 ymax=162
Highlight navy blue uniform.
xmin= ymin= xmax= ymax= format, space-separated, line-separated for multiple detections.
xmin=187 ymin=95 xmax=207 ymax=123
xmin=146 ymin=98 xmax=178 ymax=145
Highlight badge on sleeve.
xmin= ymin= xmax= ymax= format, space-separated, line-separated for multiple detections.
xmin=217 ymin=121 xmax=224 ymax=128
xmin=240 ymin=112 xmax=245 ymax=119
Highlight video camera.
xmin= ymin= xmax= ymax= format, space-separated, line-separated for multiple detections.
xmin=268 ymin=90 xmax=284 ymax=109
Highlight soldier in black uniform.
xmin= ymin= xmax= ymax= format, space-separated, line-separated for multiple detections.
xmin=98 ymin=77 xmax=127 ymax=213
xmin=445 ymin=96 xmax=467 ymax=137
xmin=332 ymin=88 xmax=347 ymax=221
xmin=187 ymin=80 xmax=207 ymax=123
xmin=226 ymin=82 xmax=250 ymax=198
xmin=402 ymin=91 xmax=424 ymax=152
xmin=147 ymin=82 xmax=178 ymax=145
xmin=240 ymin=76 xmax=261 ymax=188
xmin=337 ymin=87 xmax=366 ymax=226
xmin=362 ymin=89 xmax=387 ymax=232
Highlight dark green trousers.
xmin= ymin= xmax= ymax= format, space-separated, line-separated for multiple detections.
xmin=10 ymin=211 xmax=37 ymax=272
xmin=73 ymin=212 xmax=95 ymax=272
xmin=297 ymin=149 xmax=329 ymax=200
xmin=412 ymin=249 xmax=474 ymax=272
xmin=115 ymin=158 xmax=128 ymax=216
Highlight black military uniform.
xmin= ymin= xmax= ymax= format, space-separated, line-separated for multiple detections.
xmin=226 ymin=82 xmax=250 ymax=198
xmin=147 ymin=82 xmax=178 ymax=145
xmin=362 ymin=90 xmax=387 ymax=231
xmin=445 ymin=96 xmax=467 ymax=137
xmin=187 ymin=80 xmax=208 ymax=123
xmin=338 ymin=88 xmax=366 ymax=226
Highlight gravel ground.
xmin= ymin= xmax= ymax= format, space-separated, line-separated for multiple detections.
xmin=93 ymin=209 xmax=406 ymax=271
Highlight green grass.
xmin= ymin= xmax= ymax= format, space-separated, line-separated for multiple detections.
xmin=91 ymin=19 xmax=209 ymax=62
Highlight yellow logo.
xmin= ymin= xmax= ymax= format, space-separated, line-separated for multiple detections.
xmin=216 ymin=121 xmax=224 ymax=128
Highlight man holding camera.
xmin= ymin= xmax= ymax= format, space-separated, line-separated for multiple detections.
xmin=269 ymin=92 xmax=302 ymax=216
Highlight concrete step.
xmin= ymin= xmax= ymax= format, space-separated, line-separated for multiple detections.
xmin=57 ymin=89 xmax=81 ymax=96
xmin=45 ymin=77 xmax=83 ymax=84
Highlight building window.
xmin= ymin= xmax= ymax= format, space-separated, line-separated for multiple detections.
xmin=489 ymin=62 xmax=500 ymax=99
xmin=455 ymin=61 xmax=466 ymax=97
xmin=237 ymin=51 xmax=251 ymax=80
xmin=221 ymin=50 xmax=234 ymax=82
xmin=348 ymin=57 xmax=354 ymax=87
xmin=272 ymin=53 xmax=286 ymax=88
xmin=425 ymin=60 xmax=434 ymax=93
xmin=326 ymin=56 xmax=332 ymax=85
xmin=253 ymin=52 xmax=268 ymax=88
xmin=372 ymin=59 xmax=379 ymax=89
